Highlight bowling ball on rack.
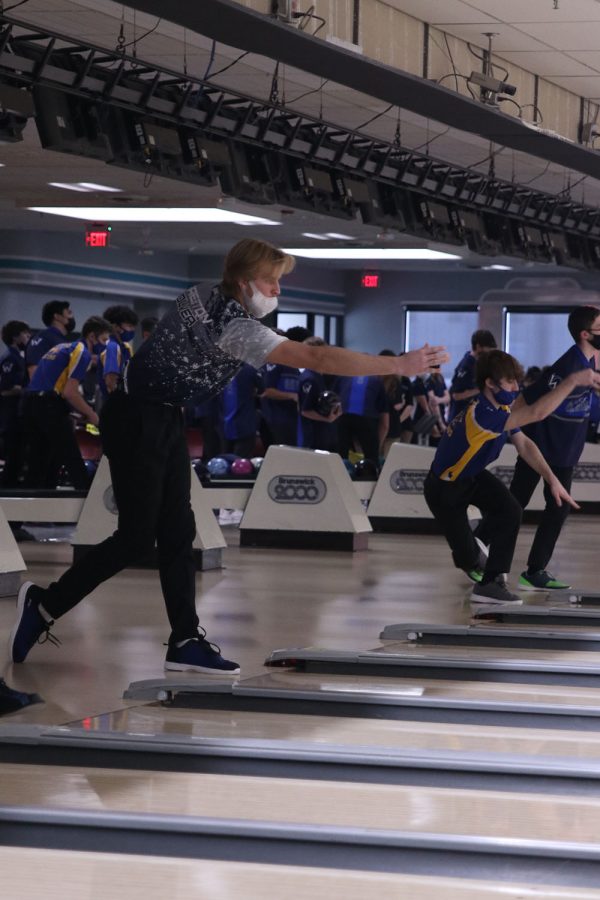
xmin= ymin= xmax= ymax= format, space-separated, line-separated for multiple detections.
xmin=84 ymin=459 xmax=98 ymax=477
xmin=206 ymin=457 xmax=230 ymax=477
xmin=315 ymin=390 xmax=341 ymax=417
xmin=251 ymin=457 xmax=264 ymax=472
xmin=230 ymin=458 xmax=254 ymax=476
xmin=352 ymin=458 xmax=380 ymax=481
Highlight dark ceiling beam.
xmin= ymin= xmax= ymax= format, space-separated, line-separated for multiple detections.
xmin=121 ymin=0 xmax=600 ymax=181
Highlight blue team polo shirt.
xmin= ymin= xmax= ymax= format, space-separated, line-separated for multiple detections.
xmin=97 ymin=336 xmax=133 ymax=397
xmin=25 ymin=326 xmax=64 ymax=369
xmin=448 ymin=351 xmax=476 ymax=422
xmin=297 ymin=369 xmax=340 ymax=450
xmin=338 ymin=375 xmax=387 ymax=418
xmin=0 ymin=346 xmax=27 ymax=392
xmin=27 ymin=341 xmax=91 ymax=394
xmin=259 ymin=363 xmax=299 ymax=428
xmin=221 ymin=363 xmax=259 ymax=440
xmin=522 ymin=344 xmax=594 ymax=468
xmin=431 ymin=395 xmax=518 ymax=481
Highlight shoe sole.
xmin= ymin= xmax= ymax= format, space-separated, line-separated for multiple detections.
xmin=164 ymin=661 xmax=240 ymax=675
xmin=8 ymin=581 xmax=35 ymax=663
xmin=518 ymin=583 xmax=569 ymax=592
xmin=470 ymin=595 xmax=523 ymax=605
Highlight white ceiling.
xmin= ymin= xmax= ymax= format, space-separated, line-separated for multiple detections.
xmin=0 ymin=0 xmax=599 ymax=264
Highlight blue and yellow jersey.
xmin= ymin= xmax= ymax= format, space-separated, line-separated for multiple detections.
xmin=26 ymin=341 xmax=91 ymax=395
xmin=97 ymin=336 xmax=133 ymax=397
xmin=431 ymin=395 xmax=518 ymax=481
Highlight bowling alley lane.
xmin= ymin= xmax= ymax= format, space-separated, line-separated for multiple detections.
xmin=71 ymin=695 xmax=600 ymax=762
xmin=2 ymin=761 xmax=600 ymax=842
xmin=2 ymin=847 xmax=600 ymax=900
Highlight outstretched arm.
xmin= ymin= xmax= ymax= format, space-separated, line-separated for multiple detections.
xmin=506 ymin=369 xmax=600 ymax=430
xmin=267 ymin=341 xmax=448 ymax=378
xmin=511 ymin=431 xmax=579 ymax=509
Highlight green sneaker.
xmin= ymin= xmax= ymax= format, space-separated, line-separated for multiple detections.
xmin=464 ymin=568 xmax=484 ymax=583
xmin=519 ymin=570 xmax=571 ymax=591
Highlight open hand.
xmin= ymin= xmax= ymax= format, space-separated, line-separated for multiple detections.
xmin=549 ymin=477 xmax=580 ymax=510
xmin=399 ymin=344 xmax=449 ymax=377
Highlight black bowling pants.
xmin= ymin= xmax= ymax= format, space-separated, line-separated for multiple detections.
xmin=337 ymin=414 xmax=380 ymax=466
xmin=24 ymin=393 xmax=88 ymax=490
xmin=424 ymin=468 xmax=522 ymax=577
xmin=43 ymin=392 xmax=200 ymax=643
xmin=510 ymin=456 xmax=573 ymax=573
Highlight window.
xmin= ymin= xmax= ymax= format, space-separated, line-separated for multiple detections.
xmin=505 ymin=309 xmax=572 ymax=370
xmin=405 ymin=308 xmax=480 ymax=381
xmin=275 ymin=312 xmax=308 ymax=332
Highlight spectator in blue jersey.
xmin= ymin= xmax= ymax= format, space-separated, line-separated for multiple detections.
xmin=0 ymin=320 xmax=31 ymax=486
xmin=498 ymin=306 xmax=600 ymax=591
xmin=410 ymin=373 xmax=438 ymax=443
xmin=221 ymin=362 xmax=261 ymax=458
xmin=447 ymin=329 xmax=497 ymax=422
xmin=297 ymin=336 xmax=341 ymax=452
xmin=379 ymin=350 xmax=414 ymax=453
xmin=26 ymin=300 xmax=76 ymax=380
xmin=98 ymin=305 xmax=139 ymax=399
xmin=23 ymin=316 xmax=110 ymax=490
xmin=9 ymin=239 xmax=447 ymax=676
xmin=424 ymin=349 xmax=599 ymax=605
xmin=258 ymin=339 xmax=301 ymax=447
xmin=337 ymin=373 xmax=389 ymax=467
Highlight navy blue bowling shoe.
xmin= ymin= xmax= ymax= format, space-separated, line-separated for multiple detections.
xmin=165 ymin=632 xmax=240 ymax=674
xmin=9 ymin=581 xmax=60 ymax=663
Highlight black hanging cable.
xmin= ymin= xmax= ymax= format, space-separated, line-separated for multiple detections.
xmin=521 ymin=161 xmax=551 ymax=185
xmin=287 ymin=78 xmax=330 ymax=104
xmin=120 ymin=17 xmax=161 ymax=52
xmin=207 ymin=50 xmax=250 ymax=80
xmin=410 ymin=126 xmax=451 ymax=152
xmin=269 ymin=60 xmax=280 ymax=104
xmin=203 ymin=39 xmax=216 ymax=80
xmin=2 ymin=0 xmax=31 ymax=11
xmin=355 ymin=103 xmax=394 ymax=131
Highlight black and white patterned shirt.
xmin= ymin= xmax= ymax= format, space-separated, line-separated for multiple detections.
xmin=125 ymin=284 xmax=286 ymax=405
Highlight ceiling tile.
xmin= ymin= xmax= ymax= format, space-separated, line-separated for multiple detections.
xmin=499 ymin=51 xmax=600 ymax=77
xmin=440 ymin=23 xmax=552 ymax=53
xmin=515 ymin=21 xmax=600 ymax=50
xmin=381 ymin=0 xmax=498 ymax=25
xmin=563 ymin=50 xmax=600 ymax=71
xmin=466 ymin=0 xmax=600 ymax=23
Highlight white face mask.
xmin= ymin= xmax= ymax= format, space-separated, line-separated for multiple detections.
xmin=245 ymin=281 xmax=278 ymax=319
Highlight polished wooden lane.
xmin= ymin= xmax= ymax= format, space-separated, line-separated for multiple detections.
xmin=2 ymin=762 xmax=600 ymax=842
xmin=73 ymin=701 xmax=600 ymax=761
xmin=3 ymin=847 xmax=600 ymax=900
xmin=3 ymin=519 xmax=599 ymax=725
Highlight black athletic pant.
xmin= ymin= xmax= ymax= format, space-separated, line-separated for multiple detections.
xmin=24 ymin=393 xmax=89 ymax=490
xmin=510 ymin=456 xmax=573 ymax=573
xmin=42 ymin=392 xmax=199 ymax=643
xmin=337 ymin=414 xmax=380 ymax=466
xmin=424 ymin=469 xmax=522 ymax=577
xmin=224 ymin=435 xmax=256 ymax=458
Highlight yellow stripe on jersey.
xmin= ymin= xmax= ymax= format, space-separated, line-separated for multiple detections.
xmin=54 ymin=342 xmax=85 ymax=394
xmin=439 ymin=402 xmax=509 ymax=481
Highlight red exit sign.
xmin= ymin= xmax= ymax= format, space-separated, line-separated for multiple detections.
xmin=361 ymin=272 xmax=380 ymax=288
xmin=85 ymin=224 xmax=111 ymax=247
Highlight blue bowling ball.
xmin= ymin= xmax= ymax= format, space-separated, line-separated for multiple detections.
xmin=342 ymin=458 xmax=355 ymax=476
xmin=206 ymin=456 xmax=230 ymax=477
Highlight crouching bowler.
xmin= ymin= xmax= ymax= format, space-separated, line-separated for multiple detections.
xmin=424 ymin=350 xmax=600 ymax=604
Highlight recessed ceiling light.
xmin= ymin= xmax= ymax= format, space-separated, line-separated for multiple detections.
xmin=324 ymin=232 xmax=354 ymax=240
xmin=283 ymin=248 xmax=462 ymax=260
xmin=48 ymin=181 xmax=123 ymax=192
xmin=0 ymin=162 xmax=5 ymax=168
xmin=28 ymin=207 xmax=281 ymax=225
xmin=302 ymin=232 xmax=330 ymax=240
xmin=48 ymin=182 xmax=91 ymax=192
xmin=483 ymin=264 xmax=513 ymax=270
xmin=77 ymin=182 xmax=122 ymax=192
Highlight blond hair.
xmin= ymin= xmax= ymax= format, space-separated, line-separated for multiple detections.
xmin=221 ymin=239 xmax=295 ymax=297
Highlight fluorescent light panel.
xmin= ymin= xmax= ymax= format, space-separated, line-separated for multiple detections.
xmin=48 ymin=181 xmax=122 ymax=192
xmin=283 ymin=248 xmax=462 ymax=260
xmin=28 ymin=207 xmax=281 ymax=225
